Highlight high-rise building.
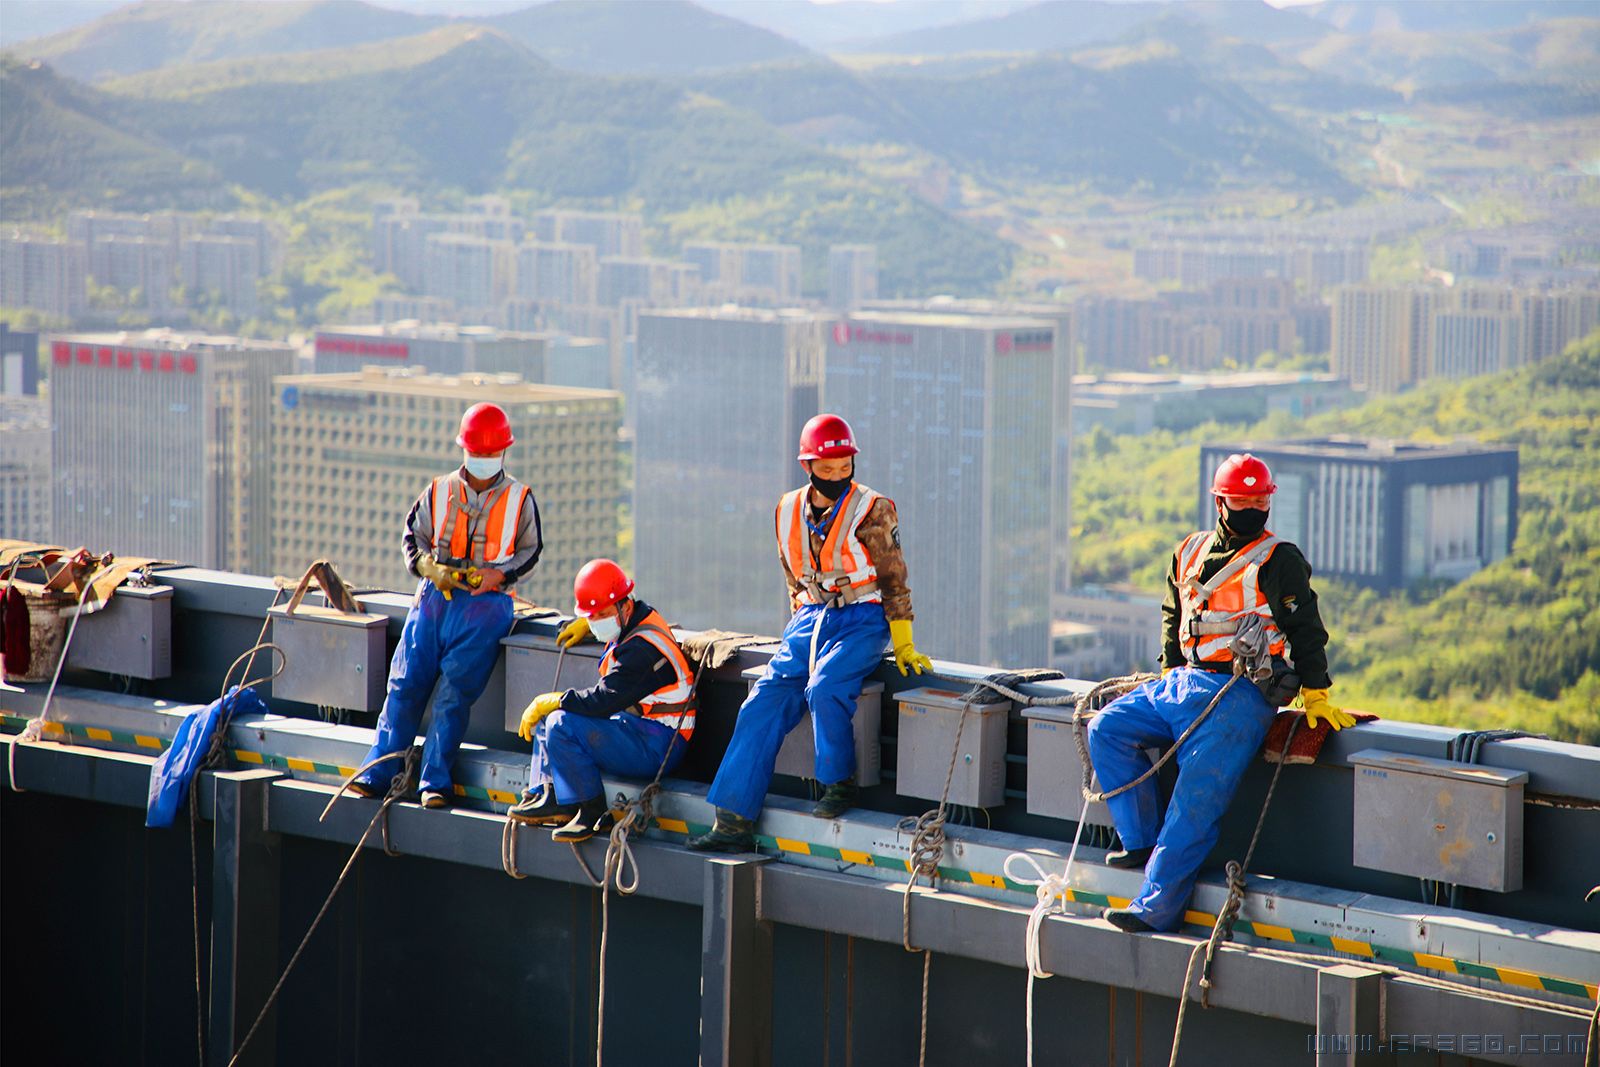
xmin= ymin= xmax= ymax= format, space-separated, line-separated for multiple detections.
xmin=598 ymin=257 xmax=699 ymax=308
xmin=1431 ymin=309 xmax=1522 ymax=379
xmin=374 ymin=203 xmax=523 ymax=291
xmin=828 ymin=245 xmax=878 ymax=309
xmin=1198 ymin=437 xmax=1518 ymax=590
xmin=49 ymin=330 xmax=295 ymax=573
xmin=532 ymin=210 xmax=643 ymax=258
xmin=825 ymin=311 xmax=1061 ymax=666
xmin=1330 ymin=285 xmax=1441 ymax=394
xmin=207 ymin=215 xmax=285 ymax=274
xmin=312 ymin=322 xmax=547 ymax=380
xmin=634 ymin=308 xmax=825 ymax=636
xmin=0 ymin=395 xmax=51 ymax=542
xmin=1 ymin=236 xmax=87 ymax=319
xmin=683 ymin=241 xmax=802 ymax=302
xmin=89 ymin=236 xmax=175 ymax=311
xmin=180 ymin=235 xmax=261 ymax=318
xmin=514 ymin=242 xmax=599 ymax=307
xmin=270 ymin=368 xmax=622 ymax=605
xmin=1 ymin=323 xmax=40 ymax=396
xmin=1521 ymin=290 xmax=1600 ymax=365
xmin=424 ymin=234 xmax=513 ymax=320
xmin=859 ymin=296 xmax=1076 ymax=597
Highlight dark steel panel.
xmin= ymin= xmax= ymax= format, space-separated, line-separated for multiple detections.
xmin=208 ymin=769 xmax=284 ymax=1067
xmin=700 ymin=858 xmax=774 ymax=1067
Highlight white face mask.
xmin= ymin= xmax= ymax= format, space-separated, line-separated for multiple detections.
xmin=463 ymin=454 xmax=503 ymax=480
xmin=589 ymin=614 xmax=622 ymax=642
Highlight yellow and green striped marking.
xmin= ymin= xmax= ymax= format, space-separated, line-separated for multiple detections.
xmin=3 ymin=715 xmax=1594 ymax=1002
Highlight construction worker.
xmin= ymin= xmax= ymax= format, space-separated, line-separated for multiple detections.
xmin=508 ymin=559 xmax=695 ymax=843
xmin=350 ymin=403 xmax=542 ymax=809
xmin=1088 ymin=452 xmax=1354 ymax=932
xmin=690 ymin=413 xmax=932 ymax=852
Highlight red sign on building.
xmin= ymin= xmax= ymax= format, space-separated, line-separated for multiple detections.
xmin=315 ymin=335 xmax=410 ymax=359
xmin=53 ymin=342 xmax=200 ymax=374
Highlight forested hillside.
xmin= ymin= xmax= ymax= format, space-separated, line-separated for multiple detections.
xmin=1072 ymin=332 xmax=1600 ymax=743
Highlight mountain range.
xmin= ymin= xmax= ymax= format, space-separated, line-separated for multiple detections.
xmin=2 ymin=0 xmax=1594 ymax=298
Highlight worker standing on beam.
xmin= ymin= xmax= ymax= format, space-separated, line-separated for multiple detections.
xmin=509 ymin=558 xmax=695 ymax=843
xmin=690 ymin=414 xmax=932 ymax=852
xmin=350 ymin=402 xmax=542 ymax=809
xmin=1088 ymin=453 xmax=1354 ymax=932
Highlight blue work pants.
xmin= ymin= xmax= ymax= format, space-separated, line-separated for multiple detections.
xmin=1085 ymin=666 xmax=1277 ymax=931
xmin=528 ymin=711 xmax=684 ymax=805
xmin=707 ymin=601 xmax=889 ymax=820
xmin=357 ymin=580 xmax=514 ymax=796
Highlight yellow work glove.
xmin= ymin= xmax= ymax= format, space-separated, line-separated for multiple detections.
xmin=416 ymin=555 xmax=462 ymax=600
xmin=556 ymin=617 xmax=591 ymax=649
xmin=888 ymin=619 xmax=932 ymax=676
xmin=1301 ymin=687 xmax=1356 ymax=731
xmin=517 ymin=692 xmax=563 ymax=741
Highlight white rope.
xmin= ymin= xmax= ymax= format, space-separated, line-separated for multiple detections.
xmin=1005 ymin=801 xmax=1092 ymax=1067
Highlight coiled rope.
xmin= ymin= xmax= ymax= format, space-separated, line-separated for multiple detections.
xmin=563 ymin=644 xmax=716 ymax=1067
xmin=896 ymin=693 xmax=975 ymax=1067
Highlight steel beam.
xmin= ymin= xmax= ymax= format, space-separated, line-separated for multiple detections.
xmin=1316 ymin=964 xmax=1386 ymax=1066
xmin=700 ymin=857 xmax=774 ymax=1067
xmin=208 ymin=768 xmax=285 ymax=1067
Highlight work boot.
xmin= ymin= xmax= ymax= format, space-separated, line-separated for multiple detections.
xmin=420 ymin=790 xmax=450 ymax=810
xmin=1103 ymin=908 xmax=1155 ymax=933
xmin=812 ymin=778 xmax=858 ymax=819
xmin=687 ymin=809 xmax=758 ymax=853
xmin=551 ymin=797 xmax=615 ymax=843
xmin=1104 ymin=845 xmax=1154 ymax=870
xmin=509 ymin=785 xmax=577 ymax=826
xmin=345 ymin=779 xmax=382 ymax=800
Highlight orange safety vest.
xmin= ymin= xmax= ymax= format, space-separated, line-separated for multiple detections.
xmin=1175 ymin=530 xmax=1287 ymax=666
xmin=429 ymin=472 xmax=531 ymax=568
xmin=775 ymin=482 xmax=885 ymax=607
xmin=599 ymin=608 xmax=696 ymax=739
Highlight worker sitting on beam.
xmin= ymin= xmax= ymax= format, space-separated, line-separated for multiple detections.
xmin=690 ymin=413 xmax=932 ymax=852
xmin=1088 ymin=452 xmax=1353 ymax=932
xmin=510 ymin=559 xmax=696 ymax=843
xmin=349 ymin=403 xmax=541 ymax=809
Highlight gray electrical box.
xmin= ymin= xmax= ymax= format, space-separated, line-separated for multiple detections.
xmin=268 ymin=604 xmax=388 ymax=712
xmin=66 ymin=583 xmax=173 ymax=680
xmin=502 ymin=631 xmax=605 ymax=733
xmin=741 ymin=665 xmax=884 ymax=786
xmin=1349 ymin=748 xmax=1527 ymax=893
xmin=894 ymin=686 xmax=1009 ymax=809
xmin=1021 ymin=705 xmax=1111 ymax=825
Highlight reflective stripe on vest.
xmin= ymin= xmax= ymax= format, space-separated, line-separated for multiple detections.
xmin=430 ymin=473 xmax=529 ymax=567
xmin=598 ymin=609 xmax=696 ymax=738
xmin=775 ymin=483 xmax=884 ymax=606
xmin=1177 ymin=531 xmax=1286 ymax=665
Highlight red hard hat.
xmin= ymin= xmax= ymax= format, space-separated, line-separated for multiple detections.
xmin=573 ymin=558 xmax=634 ymax=617
xmin=1211 ymin=453 xmax=1277 ymax=497
xmin=798 ymin=413 xmax=858 ymax=461
xmin=456 ymin=403 xmax=514 ymax=453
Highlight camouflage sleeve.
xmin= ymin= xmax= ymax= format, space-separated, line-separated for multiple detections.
xmin=858 ymin=497 xmax=913 ymax=622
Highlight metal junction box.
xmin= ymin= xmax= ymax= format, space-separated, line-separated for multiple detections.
xmin=894 ymin=686 xmax=1009 ymax=809
xmin=502 ymin=631 xmax=605 ymax=733
xmin=741 ymin=666 xmax=884 ymax=786
xmin=268 ymin=603 xmax=388 ymax=712
xmin=1021 ymin=705 xmax=1109 ymax=826
xmin=1349 ymin=748 xmax=1527 ymax=893
xmin=66 ymin=583 xmax=173 ymax=680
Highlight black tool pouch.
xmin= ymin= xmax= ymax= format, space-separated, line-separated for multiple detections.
xmin=1256 ymin=656 xmax=1301 ymax=707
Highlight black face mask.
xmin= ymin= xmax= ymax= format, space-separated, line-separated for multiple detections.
xmin=1221 ymin=505 xmax=1269 ymax=539
xmin=809 ymin=473 xmax=852 ymax=502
